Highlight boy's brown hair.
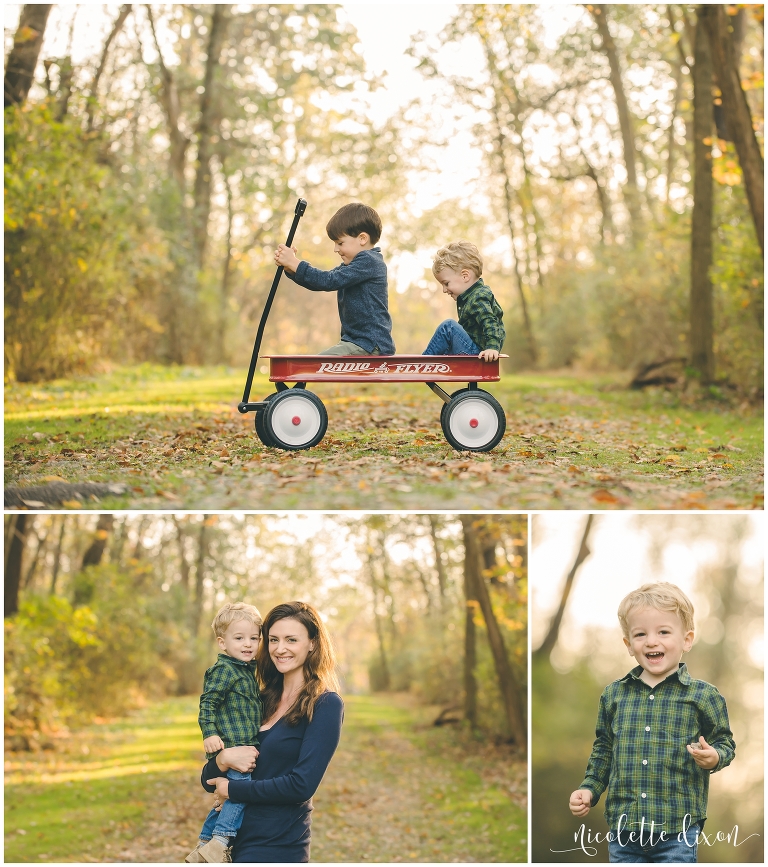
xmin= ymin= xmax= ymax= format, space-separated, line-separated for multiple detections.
xmin=432 ymin=241 xmax=483 ymax=279
xmin=211 ymin=602 xmax=263 ymax=638
xmin=326 ymin=203 xmax=382 ymax=245
xmin=617 ymin=582 xmax=695 ymax=638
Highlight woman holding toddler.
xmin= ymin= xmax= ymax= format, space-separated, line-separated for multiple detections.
xmin=202 ymin=601 xmax=343 ymax=863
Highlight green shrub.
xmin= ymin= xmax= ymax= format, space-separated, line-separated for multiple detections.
xmin=4 ymin=103 xmax=171 ymax=382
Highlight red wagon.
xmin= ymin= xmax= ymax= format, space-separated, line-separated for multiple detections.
xmin=237 ymin=201 xmax=506 ymax=452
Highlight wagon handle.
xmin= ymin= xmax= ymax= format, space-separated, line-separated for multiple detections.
xmin=240 ymin=198 xmax=307 ymax=407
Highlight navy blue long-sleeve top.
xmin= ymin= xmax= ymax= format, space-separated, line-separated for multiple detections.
xmin=285 ymin=248 xmax=395 ymax=354
xmin=201 ymin=691 xmax=344 ymax=863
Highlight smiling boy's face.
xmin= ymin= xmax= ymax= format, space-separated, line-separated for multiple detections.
xmin=623 ymin=606 xmax=694 ymax=686
xmin=435 ymin=267 xmax=477 ymax=299
xmin=217 ymin=618 xmax=261 ymax=662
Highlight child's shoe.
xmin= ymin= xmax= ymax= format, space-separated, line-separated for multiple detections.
xmin=184 ymin=840 xmax=207 ymax=863
xmin=197 ymin=837 xmax=232 ymax=863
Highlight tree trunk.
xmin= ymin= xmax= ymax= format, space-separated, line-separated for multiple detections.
xmin=703 ymin=5 xmax=764 ymax=257
xmin=192 ymin=517 xmax=211 ymax=637
xmin=86 ymin=3 xmax=131 ymax=131
xmin=131 ymin=515 xmax=150 ymax=560
xmin=23 ymin=520 xmax=46 ymax=589
xmin=81 ymin=514 xmax=114 ymax=568
xmin=483 ymin=43 xmax=537 ymax=363
xmin=534 ymin=515 xmax=594 ymax=661
xmin=5 ymin=515 xmax=28 ymax=617
xmin=192 ymin=5 xmax=230 ymax=269
xmin=4 ymin=4 xmax=52 ymax=108
xmin=464 ymin=518 xmax=527 ymax=748
xmin=172 ymin=515 xmax=191 ymax=591
xmin=589 ymin=5 xmax=642 ymax=237
xmin=365 ymin=546 xmax=391 ymax=690
xmin=665 ymin=58 xmax=684 ymax=203
xmin=690 ymin=10 xmax=716 ymax=384
xmin=217 ymin=167 xmax=236 ymax=362
xmin=146 ymin=6 xmax=189 ymax=191
xmin=463 ymin=533 xmax=478 ymax=730
xmin=428 ymin=515 xmax=447 ymax=607
xmin=50 ymin=517 xmax=66 ymax=595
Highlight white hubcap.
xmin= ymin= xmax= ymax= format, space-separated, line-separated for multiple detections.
xmin=448 ymin=398 xmax=498 ymax=448
xmin=270 ymin=395 xmax=321 ymax=446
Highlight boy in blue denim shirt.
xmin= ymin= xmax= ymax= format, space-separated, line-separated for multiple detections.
xmin=569 ymin=583 xmax=735 ymax=863
xmin=186 ymin=603 xmax=262 ymax=864
xmin=274 ymin=202 xmax=395 ymax=356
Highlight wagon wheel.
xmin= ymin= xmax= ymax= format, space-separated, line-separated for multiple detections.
xmin=255 ymin=393 xmax=278 ymax=448
xmin=263 ymin=389 xmax=328 ymax=451
xmin=440 ymin=390 xmax=505 ymax=452
xmin=439 ymin=387 xmax=471 ymax=428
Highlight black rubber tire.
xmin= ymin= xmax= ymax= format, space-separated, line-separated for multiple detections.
xmin=440 ymin=390 xmax=506 ymax=452
xmin=254 ymin=393 xmax=278 ymax=448
xmin=263 ymin=389 xmax=328 ymax=451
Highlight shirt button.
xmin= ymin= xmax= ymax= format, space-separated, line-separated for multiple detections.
xmin=649 ymin=695 xmax=655 ymax=700
xmin=645 ymin=726 xmax=651 ymax=731
xmin=642 ymin=793 xmax=647 ymax=798
xmin=643 ymin=760 xmax=648 ymax=765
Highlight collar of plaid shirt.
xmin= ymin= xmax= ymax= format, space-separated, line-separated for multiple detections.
xmin=217 ymin=652 xmax=257 ymax=669
xmin=623 ymin=661 xmax=693 ymax=686
xmin=456 ymin=278 xmax=487 ymax=308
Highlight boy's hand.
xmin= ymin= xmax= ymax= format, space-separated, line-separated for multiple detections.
xmin=569 ymin=789 xmax=592 ymax=817
xmin=275 ymin=244 xmax=300 ymax=274
xmin=206 ymin=777 xmax=230 ymax=801
xmin=478 ymin=349 xmax=499 ymax=362
xmin=687 ymin=736 xmax=720 ymax=770
xmin=203 ymin=735 xmax=225 ymax=754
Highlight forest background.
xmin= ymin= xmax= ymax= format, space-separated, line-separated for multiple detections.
xmin=4 ymin=3 xmax=764 ymax=394
xmin=4 ymin=512 xmax=528 ymax=748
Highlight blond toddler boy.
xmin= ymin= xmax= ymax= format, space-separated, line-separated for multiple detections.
xmin=569 ymin=582 xmax=735 ymax=863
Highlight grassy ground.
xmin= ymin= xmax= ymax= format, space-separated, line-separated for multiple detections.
xmin=4 ymin=693 xmax=527 ymax=863
xmin=5 ymin=364 xmax=763 ymax=509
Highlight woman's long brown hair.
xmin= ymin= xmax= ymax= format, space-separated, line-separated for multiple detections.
xmin=256 ymin=601 xmax=340 ymax=726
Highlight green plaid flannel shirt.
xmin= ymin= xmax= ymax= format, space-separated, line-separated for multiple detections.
xmin=456 ymin=279 xmax=505 ymax=352
xmin=198 ymin=653 xmax=261 ymax=758
xmin=580 ymin=663 xmax=735 ymax=834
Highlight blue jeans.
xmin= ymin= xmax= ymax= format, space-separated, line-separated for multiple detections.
xmin=608 ymin=823 xmax=700 ymax=863
xmin=199 ymin=769 xmax=251 ymax=841
xmin=423 ymin=320 xmax=480 ymax=356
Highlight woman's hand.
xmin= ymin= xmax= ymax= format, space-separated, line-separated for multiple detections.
xmin=206 ymin=778 xmax=230 ymax=801
xmin=215 ymin=745 xmax=259 ymax=773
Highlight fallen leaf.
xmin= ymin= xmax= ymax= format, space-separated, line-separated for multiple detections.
xmin=61 ymin=499 xmax=83 ymax=509
xmin=592 ymin=489 xmax=620 ymax=504
xmin=156 ymin=490 xmax=180 ymax=501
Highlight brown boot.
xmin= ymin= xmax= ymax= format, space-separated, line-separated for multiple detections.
xmin=185 ymin=841 xmax=207 ymax=863
xmin=198 ymin=838 xmax=232 ymax=863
